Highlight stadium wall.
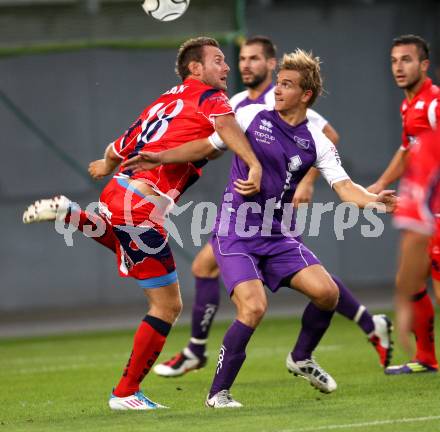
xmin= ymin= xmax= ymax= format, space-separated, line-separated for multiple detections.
xmin=1 ymin=0 xmax=439 ymax=312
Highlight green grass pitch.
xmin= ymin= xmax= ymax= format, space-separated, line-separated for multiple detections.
xmin=1 ymin=314 xmax=440 ymax=432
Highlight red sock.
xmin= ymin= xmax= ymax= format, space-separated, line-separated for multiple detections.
xmin=412 ymin=288 xmax=438 ymax=367
xmin=113 ymin=316 xmax=171 ymax=397
xmin=65 ymin=209 xmax=117 ymax=252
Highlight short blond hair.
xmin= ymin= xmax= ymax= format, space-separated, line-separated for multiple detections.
xmin=279 ymin=49 xmax=323 ymax=106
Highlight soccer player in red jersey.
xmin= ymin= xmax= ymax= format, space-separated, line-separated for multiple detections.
xmin=394 ymin=129 xmax=440 ymax=357
xmin=23 ymin=36 xmax=262 ymax=410
xmin=368 ymin=35 xmax=439 ymax=374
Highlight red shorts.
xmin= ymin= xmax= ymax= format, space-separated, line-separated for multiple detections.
xmin=98 ymin=177 xmax=177 ymax=286
xmin=429 ymin=220 xmax=440 ymax=281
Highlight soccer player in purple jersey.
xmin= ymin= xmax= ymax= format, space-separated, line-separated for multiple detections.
xmin=151 ymin=37 xmax=392 ymax=379
xmin=125 ymin=49 xmax=396 ymax=407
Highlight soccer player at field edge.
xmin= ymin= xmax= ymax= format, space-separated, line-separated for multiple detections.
xmin=393 ymin=129 xmax=440 ymax=360
xmin=124 ymin=49 xmax=397 ymax=407
xmin=368 ymin=35 xmax=439 ymax=375
xmin=151 ymin=36 xmax=392 ymax=379
xmin=22 ymin=36 xmax=263 ymax=411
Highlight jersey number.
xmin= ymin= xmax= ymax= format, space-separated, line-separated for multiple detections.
xmin=139 ymin=99 xmax=184 ymax=144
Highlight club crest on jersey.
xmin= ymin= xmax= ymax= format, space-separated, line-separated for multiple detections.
xmin=415 ymin=100 xmax=425 ymax=110
xmin=259 ymin=118 xmax=273 ymax=133
xmin=288 ymin=155 xmax=302 ymax=172
xmin=294 ymin=135 xmax=310 ymax=149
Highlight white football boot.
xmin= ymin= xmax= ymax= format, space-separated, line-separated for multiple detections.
xmin=286 ymin=353 xmax=337 ymax=393
xmin=205 ymin=390 xmax=243 ymax=408
xmin=109 ymin=390 xmax=167 ymax=410
xmin=368 ymin=314 xmax=393 ymax=368
xmin=23 ymin=195 xmax=71 ymax=224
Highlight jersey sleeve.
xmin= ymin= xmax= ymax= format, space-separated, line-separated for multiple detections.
xmin=207 ymin=104 xmax=268 ymax=152
xmin=399 ymin=102 xmax=411 ymax=151
xmin=263 ymin=88 xmax=275 ymax=107
xmin=112 ymin=117 xmax=142 ymax=159
xmin=306 ymin=108 xmax=328 ymax=131
xmin=229 ymin=90 xmax=248 ymax=111
xmin=427 ymin=98 xmax=439 ymax=130
xmin=312 ymin=128 xmax=350 ymax=187
xmin=400 ymin=129 xmax=410 ymax=151
xmin=198 ymin=89 xmax=234 ymax=125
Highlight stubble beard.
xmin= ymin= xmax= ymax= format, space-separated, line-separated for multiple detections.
xmin=243 ymin=71 xmax=268 ymax=89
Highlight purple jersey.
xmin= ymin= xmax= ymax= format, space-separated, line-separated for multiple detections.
xmin=229 ymin=83 xmax=275 ymax=111
xmin=209 ymin=105 xmax=349 ymax=237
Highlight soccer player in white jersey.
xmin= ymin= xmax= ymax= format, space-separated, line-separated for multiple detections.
xmin=151 ymin=37 xmax=393 ymax=378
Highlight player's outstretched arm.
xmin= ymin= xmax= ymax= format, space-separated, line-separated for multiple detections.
xmin=333 ymin=179 xmax=396 ymax=212
xmin=367 ymin=148 xmax=409 ymax=193
xmin=121 ymin=138 xmax=220 ymax=173
xmin=89 ymin=144 xmax=122 ymax=179
xmin=322 ymin=122 xmax=340 ymax=145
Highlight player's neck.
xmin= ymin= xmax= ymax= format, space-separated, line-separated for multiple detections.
xmin=404 ymin=75 xmax=428 ymax=101
xmin=277 ymin=106 xmax=307 ymax=126
xmin=247 ymin=78 xmax=272 ymax=100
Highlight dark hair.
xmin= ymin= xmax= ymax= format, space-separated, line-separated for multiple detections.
xmin=175 ymin=37 xmax=220 ymax=81
xmin=243 ymin=35 xmax=277 ymax=59
xmin=392 ymin=34 xmax=430 ymax=61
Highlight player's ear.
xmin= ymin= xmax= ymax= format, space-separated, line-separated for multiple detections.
xmin=421 ymin=59 xmax=430 ymax=73
xmin=188 ymin=60 xmax=203 ymax=77
xmin=267 ymin=57 xmax=277 ymax=72
xmin=302 ymin=89 xmax=313 ymax=105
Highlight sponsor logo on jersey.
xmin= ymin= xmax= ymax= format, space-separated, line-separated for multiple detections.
xmin=288 ymin=155 xmax=303 ymax=172
xmin=254 ymin=130 xmax=275 ymax=145
xmin=294 ymin=135 xmax=310 ymax=149
xmin=259 ymin=118 xmax=273 ymax=133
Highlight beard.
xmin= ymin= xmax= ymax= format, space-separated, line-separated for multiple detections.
xmin=397 ymin=72 xmax=423 ymax=91
xmin=242 ymin=71 xmax=268 ymax=89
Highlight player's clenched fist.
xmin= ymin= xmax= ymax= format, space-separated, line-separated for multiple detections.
xmin=89 ymin=159 xmax=114 ymax=179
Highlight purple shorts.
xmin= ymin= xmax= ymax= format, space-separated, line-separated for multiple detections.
xmin=211 ymin=233 xmax=320 ymax=295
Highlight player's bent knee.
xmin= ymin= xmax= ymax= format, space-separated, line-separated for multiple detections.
xmin=313 ymin=281 xmax=339 ymax=311
xmin=150 ymin=299 xmax=182 ymax=324
xmin=191 ymin=256 xmax=218 ymax=278
xmin=238 ymin=300 xmax=267 ymax=327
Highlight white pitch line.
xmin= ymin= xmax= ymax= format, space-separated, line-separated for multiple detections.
xmin=278 ymin=415 xmax=440 ymax=432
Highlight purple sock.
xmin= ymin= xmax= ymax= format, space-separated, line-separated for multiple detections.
xmin=292 ymin=302 xmax=334 ymax=361
xmin=332 ymin=274 xmax=374 ymax=335
xmin=209 ymin=320 xmax=254 ymax=398
xmin=187 ymin=277 xmax=220 ymax=359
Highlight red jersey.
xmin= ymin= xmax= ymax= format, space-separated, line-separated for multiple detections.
xmin=394 ymin=129 xmax=440 ymax=234
xmin=112 ymin=78 xmax=233 ymax=199
xmin=400 ymin=78 xmax=440 ymax=150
